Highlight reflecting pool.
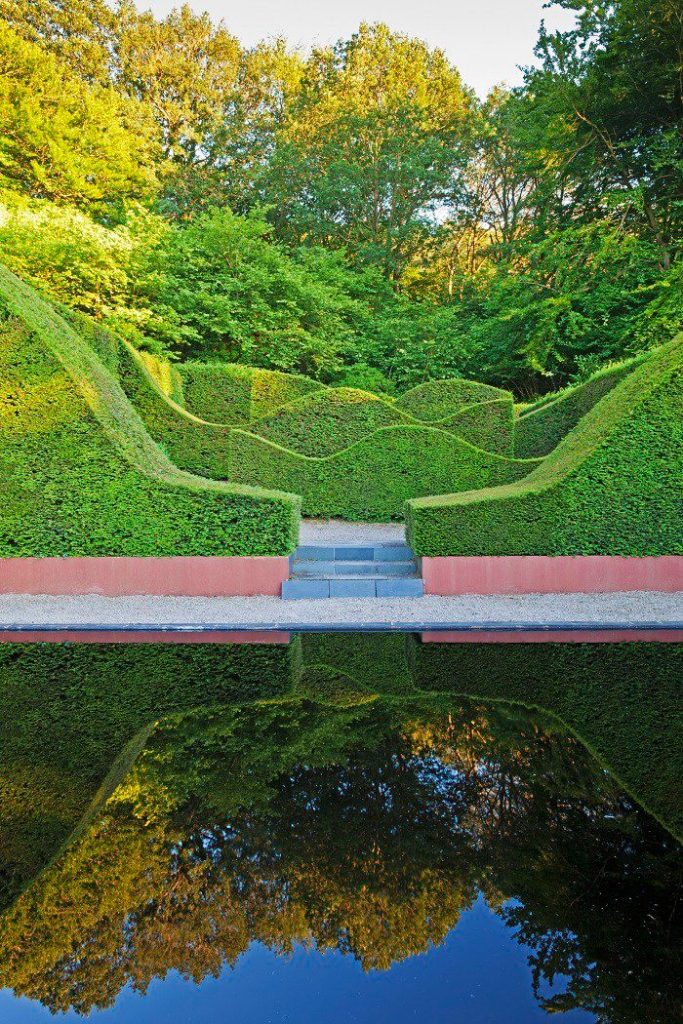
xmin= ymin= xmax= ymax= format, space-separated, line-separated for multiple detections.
xmin=0 ymin=636 xmax=681 ymax=1023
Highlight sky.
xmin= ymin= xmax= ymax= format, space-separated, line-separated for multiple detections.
xmin=0 ymin=896 xmax=595 ymax=1023
xmin=142 ymin=0 xmax=576 ymax=98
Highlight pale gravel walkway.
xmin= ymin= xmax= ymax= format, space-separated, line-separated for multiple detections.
xmin=1 ymin=591 xmax=681 ymax=629
xmin=298 ymin=519 xmax=406 ymax=546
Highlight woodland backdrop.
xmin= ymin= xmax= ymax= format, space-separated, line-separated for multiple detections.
xmin=0 ymin=0 xmax=680 ymax=395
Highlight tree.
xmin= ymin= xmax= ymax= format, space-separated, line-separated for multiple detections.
xmin=0 ymin=22 xmax=159 ymax=211
xmin=116 ymin=3 xmax=241 ymax=167
xmin=266 ymin=23 xmax=475 ymax=279
xmin=0 ymin=0 xmax=117 ymax=83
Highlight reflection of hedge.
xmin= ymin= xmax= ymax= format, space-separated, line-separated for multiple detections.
xmin=0 ymin=642 xmax=295 ymax=904
xmin=407 ymin=336 xmax=683 ymax=555
xmin=178 ymin=361 xmax=325 ymax=424
xmin=396 ymin=378 xmax=510 ymax=421
xmin=407 ymin=638 xmax=683 ymax=840
xmin=514 ymin=357 xmax=643 ymax=458
xmin=0 ymin=265 xmax=299 ymax=556
xmin=229 ymin=425 xmax=538 ymax=520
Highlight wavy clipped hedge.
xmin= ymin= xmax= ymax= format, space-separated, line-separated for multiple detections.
xmin=440 ymin=399 xmax=514 ymax=457
xmin=68 ymin=324 xmax=523 ymax=519
xmin=253 ymin=387 xmax=405 ymax=456
xmin=396 ymin=378 xmax=510 ymax=421
xmin=246 ymin=389 xmax=515 ymax=458
xmin=178 ymin=361 xmax=325 ymax=424
xmin=115 ymin=338 xmax=236 ymax=479
xmin=406 ymin=336 xmax=683 ymax=555
xmin=0 ymin=265 xmax=299 ymax=556
xmin=514 ymin=356 xmax=645 ymax=458
xmin=229 ymin=425 xmax=538 ymax=520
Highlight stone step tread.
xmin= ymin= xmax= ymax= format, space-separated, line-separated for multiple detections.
xmin=292 ymin=560 xmax=416 ymax=577
xmin=282 ymin=578 xmax=425 ymax=600
xmin=294 ymin=544 xmax=413 ymax=562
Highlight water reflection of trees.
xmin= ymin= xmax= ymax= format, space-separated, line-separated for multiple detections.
xmin=1 ymin=696 xmax=680 ymax=1022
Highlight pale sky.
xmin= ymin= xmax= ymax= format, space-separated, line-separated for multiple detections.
xmin=143 ymin=0 xmax=575 ymax=98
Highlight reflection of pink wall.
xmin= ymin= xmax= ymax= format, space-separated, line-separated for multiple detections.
xmin=0 ymin=556 xmax=290 ymax=596
xmin=421 ymin=629 xmax=681 ymax=644
xmin=421 ymin=556 xmax=683 ymax=595
xmin=0 ymin=630 xmax=290 ymax=644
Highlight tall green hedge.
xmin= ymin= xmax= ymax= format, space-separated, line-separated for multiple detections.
xmin=514 ymin=356 xmax=644 ymax=458
xmin=406 ymin=336 xmax=683 ymax=555
xmin=0 ymin=265 xmax=300 ymax=556
xmin=229 ymin=425 xmax=539 ymax=520
xmin=396 ymin=378 xmax=510 ymax=420
xmin=60 ymin=315 xmax=524 ymax=520
xmin=178 ymin=361 xmax=325 ymax=424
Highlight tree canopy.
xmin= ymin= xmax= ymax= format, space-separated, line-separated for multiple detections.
xmin=0 ymin=0 xmax=680 ymax=392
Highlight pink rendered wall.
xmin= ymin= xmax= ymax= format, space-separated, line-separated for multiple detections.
xmin=0 ymin=556 xmax=290 ymax=597
xmin=421 ymin=556 xmax=683 ymax=595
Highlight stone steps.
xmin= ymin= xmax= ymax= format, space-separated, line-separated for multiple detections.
xmin=282 ymin=544 xmax=424 ymax=600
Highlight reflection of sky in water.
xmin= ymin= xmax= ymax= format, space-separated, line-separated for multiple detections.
xmin=0 ymin=895 xmax=594 ymax=1023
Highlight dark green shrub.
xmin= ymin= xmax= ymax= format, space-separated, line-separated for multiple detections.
xmin=0 ymin=265 xmax=299 ymax=557
xmin=406 ymin=337 xmax=683 ymax=555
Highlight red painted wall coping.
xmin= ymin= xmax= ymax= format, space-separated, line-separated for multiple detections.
xmin=0 ymin=556 xmax=290 ymax=597
xmin=421 ymin=556 xmax=683 ymax=595
xmin=420 ymin=629 xmax=681 ymax=644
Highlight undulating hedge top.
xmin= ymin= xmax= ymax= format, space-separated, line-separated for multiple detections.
xmin=228 ymin=425 xmax=538 ymax=520
xmin=0 ymin=265 xmax=300 ymax=556
xmin=395 ymin=377 xmax=511 ymax=421
xmin=406 ymin=336 xmax=683 ymax=556
xmin=251 ymin=388 xmax=515 ymax=457
xmin=178 ymin=361 xmax=325 ymax=424
xmin=514 ymin=356 xmax=645 ymax=458
xmin=109 ymin=337 xmax=535 ymax=521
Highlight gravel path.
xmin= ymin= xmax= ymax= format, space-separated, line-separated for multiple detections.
xmin=298 ymin=519 xmax=406 ymax=546
xmin=1 ymin=591 xmax=681 ymax=629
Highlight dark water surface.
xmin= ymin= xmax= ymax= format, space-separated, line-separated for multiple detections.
xmin=0 ymin=636 xmax=680 ymax=1023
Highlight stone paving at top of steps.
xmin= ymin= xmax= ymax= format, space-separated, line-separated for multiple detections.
xmin=298 ymin=520 xmax=406 ymax=547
